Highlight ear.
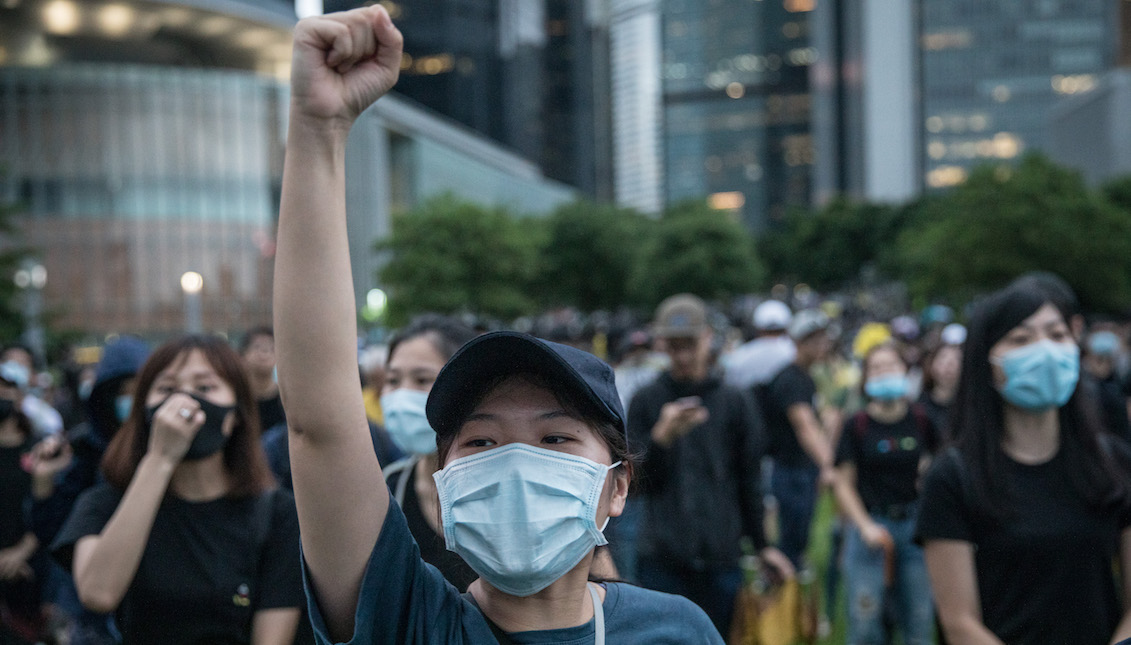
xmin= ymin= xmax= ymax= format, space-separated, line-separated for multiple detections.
xmin=606 ymin=463 xmax=632 ymax=519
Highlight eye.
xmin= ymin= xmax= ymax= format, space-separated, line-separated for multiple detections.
xmin=414 ymin=376 xmax=435 ymax=388
xmin=466 ymin=438 xmax=495 ymax=448
xmin=542 ymin=435 xmax=570 ymax=445
xmin=154 ymin=384 xmax=175 ymax=396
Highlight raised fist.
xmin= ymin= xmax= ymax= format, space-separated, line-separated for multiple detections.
xmin=290 ymin=6 xmax=404 ymax=126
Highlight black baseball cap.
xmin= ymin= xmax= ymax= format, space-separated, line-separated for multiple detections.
xmin=425 ymin=331 xmax=626 ymax=440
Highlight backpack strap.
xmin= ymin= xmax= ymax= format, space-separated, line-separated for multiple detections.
xmin=461 ymin=591 xmax=513 ymax=645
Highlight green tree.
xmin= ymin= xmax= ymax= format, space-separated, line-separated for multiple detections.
xmin=898 ymin=154 xmax=1131 ymax=312
xmin=535 ymin=201 xmax=650 ymax=311
xmin=377 ymin=194 xmax=540 ymax=325
xmin=759 ymin=198 xmax=911 ymax=291
xmin=632 ymin=199 xmax=764 ymax=307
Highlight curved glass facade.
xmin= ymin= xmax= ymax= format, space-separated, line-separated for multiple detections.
xmin=0 ymin=63 xmax=287 ymax=336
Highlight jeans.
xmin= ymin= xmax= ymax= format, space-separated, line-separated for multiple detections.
xmin=842 ymin=511 xmax=934 ymax=645
xmin=637 ymin=557 xmax=741 ymax=638
xmin=771 ymin=462 xmax=819 ymax=567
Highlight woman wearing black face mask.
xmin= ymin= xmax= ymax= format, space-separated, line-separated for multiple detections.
xmin=51 ymin=335 xmax=305 ymax=645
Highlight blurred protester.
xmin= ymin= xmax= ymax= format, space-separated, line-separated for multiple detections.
xmin=833 ymin=343 xmax=938 ymax=645
xmin=0 ymin=347 xmax=62 ymax=438
xmin=724 ymin=299 xmax=795 ymax=391
xmin=889 ymin=316 xmax=924 ymax=398
xmin=29 ymin=336 xmax=148 ymax=645
xmin=51 ymin=335 xmax=304 ymax=645
xmin=917 ymin=284 xmax=1131 ymax=645
xmin=0 ymin=372 xmax=62 ymax=644
xmin=358 ymin=344 xmax=388 ymax=425
xmin=239 ymin=327 xmax=286 ymax=433
xmin=380 ymin=315 xmax=478 ymax=591
xmin=763 ymin=309 xmax=836 ymax=568
xmin=918 ymin=342 xmax=963 ymax=441
xmin=630 ymin=294 xmax=792 ymax=636
xmin=1082 ymin=328 xmax=1131 ymax=442
xmin=612 ymin=329 xmax=662 ymax=413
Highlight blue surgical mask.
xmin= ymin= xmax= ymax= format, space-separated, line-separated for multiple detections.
xmin=1088 ymin=331 xmax=1121 ymax=357
xmin=865 ymin=374 xmax=908 ymax=401
xmin=380 ymin=389 xmax=436 ymax=455
xmin=115 ymin=394 xmax=133 ymax=423
xmin=993 ymin=339 xmax=1079 ymax=411
xmin=433 ymin=443 xmax=620 ymax=597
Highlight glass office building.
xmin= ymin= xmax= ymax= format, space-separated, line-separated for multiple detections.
xmin=661 ymin=0 xmax=815 ymax=231
xmin=920 ymin=0 xmax=1117 ymax=189
xmin=0 ymin=0 xmax=573 ymax=339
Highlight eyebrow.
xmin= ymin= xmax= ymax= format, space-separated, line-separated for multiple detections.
xmin=463 ymin=408 xmax=571 ymax=424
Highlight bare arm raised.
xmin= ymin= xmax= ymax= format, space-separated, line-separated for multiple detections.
xmin=273 ymin=7 xmax=402 ymax=642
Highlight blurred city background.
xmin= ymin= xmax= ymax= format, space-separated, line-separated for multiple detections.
xmin=1 ymin=0 xmax=1131 ymax=357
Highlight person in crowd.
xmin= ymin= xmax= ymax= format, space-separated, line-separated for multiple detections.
xmin=380 ymin=314 xmax=478 ymax=591
xmin=2 ymin=345 xmax=63 ymax=438
xmin=0 ymin=369 xmax=57 ymax=644
xmin=724 ymin=299 xmax=795 ymax=391
xmin=29 ymin=336 xmax=149 ymax=645
xmin=916 ymin=283 xmax=1131 ymax=645
xmin=274 ymin=8 xmax=722 ymax=642
xmin=918 ymin=342 xmax=962 ymax=441
xmin=51 ymin=335 xmax=305 ymax=645
xmin=1082 ymin=328 xmax=1131 ymax=442
xmin=763 ymin=309 xmax=836 ymax=568
xmin=240 ymin=327 xmax=286 ymax=433
xmin=629 ymin=294 xmax=793 ymax=636
xmin=358 ymin=345 xmax=388 ymax=426
xmin=612 ymin=329 xmax=661 ymax=413
xmin=833 ymin=343 xmax=939 ymax=645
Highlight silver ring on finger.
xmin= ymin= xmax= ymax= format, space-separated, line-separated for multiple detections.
xmin=179 ymin=408 xmax=193 ymax=420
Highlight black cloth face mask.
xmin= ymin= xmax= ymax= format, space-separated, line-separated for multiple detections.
xmin=145 ymin=393 xmax=236 ymax=461
xmin=0 ymin=398 xmax=15 ymax=423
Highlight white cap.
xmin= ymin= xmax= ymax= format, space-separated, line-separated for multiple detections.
xmin=941 ymin=323 xmax=967 ymax=346
xmin=753 ymin=300 xmax=792 ymax=331
xmin=788 ymin=309 xmax=830 ymax=342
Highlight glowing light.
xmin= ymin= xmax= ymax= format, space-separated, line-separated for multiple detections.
xmin=235 ymin=29 xmax=275 ymax=48
xmin=784 ymin=0 xmax=815 ymax=12
xmin=926 ymin=166 xmax=968 ymax=188
xmin=42 ymin=0 xmax=80 ymax=35
xmin=1052 ymin=74 xmax=1097 ymax=95
xmin=97 ymin=4 xmax=134 ymax=38
xmin=927 ymin=141 xmax=947 ymax=159
xmin=925 ymin=116 xmax=944 ymax=133
xmin=160 ymin=7 xmax=193 ymax=27
xmin=725 ymin=82 xmax=745 ymax=99
xmin=180 ymin=271 xmax=204 ymax=294
xmin=992 ymin=85 xmax=1011 ymax=102
xmin=197 ymin=15 xmax=234 ymax=37
xmin=992 ymin=132 xmax=1021 ymax=159
xmin=708 ymin=192 xmax=745 ymax=211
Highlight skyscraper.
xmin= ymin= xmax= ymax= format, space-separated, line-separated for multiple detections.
xmin=660 ymin=0 xmax=815 ymax=231
xmin=919 ymin=0 xmax=1116 ymax=189
xmin=609 ymin=0 xmax=664 ymax=213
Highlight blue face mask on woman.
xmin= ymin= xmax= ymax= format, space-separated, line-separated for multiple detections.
xmin=993 ymin=339 xmax=1079 ymax=411
xmin=433 ymin=443 xmax=620 ymax=597
xmin=865 ymin=374 xmax=908 ymax=401
xmin=380 ymin=389 xmax=436 ymax=455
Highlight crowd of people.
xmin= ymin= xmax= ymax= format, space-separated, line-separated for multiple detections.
xmin=5 ymin=5 xmax=1131 ymax=645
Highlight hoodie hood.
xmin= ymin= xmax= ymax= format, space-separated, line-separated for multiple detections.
xmin=87 ymin=337 xmax=150 ymax=440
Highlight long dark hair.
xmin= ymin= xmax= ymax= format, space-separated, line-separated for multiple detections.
xmin=102 ymin=335 xmax=274 ymax=497
xmin=951 ymin=285 xmax=1129 ymax=519
xmin=387 ymin=314 xmax=477 ymax=366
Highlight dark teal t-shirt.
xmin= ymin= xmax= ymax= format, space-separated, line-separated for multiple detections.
xmin=304 ymin=501 xmax=723 ymax=644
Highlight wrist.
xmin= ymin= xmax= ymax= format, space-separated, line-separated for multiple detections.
xmin=287 ymin=108 xmax=355 ymax=144
xmin=139 ymin=452 xmax=179 ymax=479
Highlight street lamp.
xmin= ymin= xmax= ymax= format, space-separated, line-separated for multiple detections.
xmin=181 ymin=271 xmax=203 ymax=334
xmin=14 ymin=259 xmax=47 ymax=365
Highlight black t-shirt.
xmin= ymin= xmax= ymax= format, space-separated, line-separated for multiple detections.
xmin=257 ymin=393 xmax=287 ymax=434
xmin=836 ymin=408 xmax=938 ymax=512
xmin=916 ymin=392 xmax=951 ymax=442
xmin=916 ymin=447 xmax=1131 ymax=645
xmin=387 ymin=466 xmax=478 ymax=592
xmin=765 ymin=364 xmax=817 ymax=467
xmin=0 ymin=440 xmax=32 ymax=549
xmin=52 ymin=483 xmax=305 ymax=645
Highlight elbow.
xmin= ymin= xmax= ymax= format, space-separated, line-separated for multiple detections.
xmin=75 ymin=578 xmax=122 ymax=614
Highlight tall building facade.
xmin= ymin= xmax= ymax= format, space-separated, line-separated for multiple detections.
xmin=609 ymin=0 xmax=664 ymax=214
xmin=326 ymin=0 xmax=613 ymax=200
xmin=810 ymin=0 xmax=919 ymax=204
xmin=919 ymin=0 xmax=1117 ymax=189
xmin=660 ymin=0 xmax=816 ymax=231
xmin=0 ymin=0 xmax=573 ymax=339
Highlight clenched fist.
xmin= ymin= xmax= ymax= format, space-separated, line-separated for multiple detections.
xmin=290 ymin=6 xmax=404 ymax=127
